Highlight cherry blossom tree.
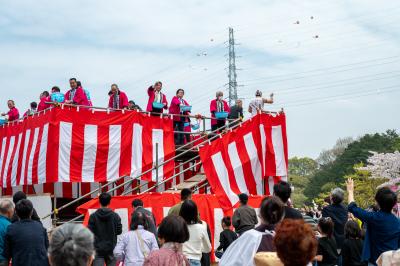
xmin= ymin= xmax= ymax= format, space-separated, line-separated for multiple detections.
xmin=357 ymin=151 xmax=400 ymax=189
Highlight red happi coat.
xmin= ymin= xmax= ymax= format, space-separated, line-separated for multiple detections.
xmin=65 ymin=86 xmax=89 ymax=106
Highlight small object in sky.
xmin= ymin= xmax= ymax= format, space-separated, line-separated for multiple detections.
xmin=310 ymin=16 xmax=314 ymax=19
xmin=210 ymin=38 xmax=214 ymax=42
xmin=203 ymin=52 xmax=207 ymax=56
xmin=313 ymin=35 xmax=319 ymax=38
xmin=204 ymin=68 xmax=208 ymax=71
xmin=294 ymin=20 xmax=300 ymax=24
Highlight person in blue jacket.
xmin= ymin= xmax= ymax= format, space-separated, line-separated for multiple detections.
xmin=346 ymin=178 xmax=400 ymax=266
xmin=0 ymin=200 xmax=13 ymax=266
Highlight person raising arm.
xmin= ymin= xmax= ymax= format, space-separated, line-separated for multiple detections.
xmin=346 ymin=178 xmax=400 ymax=266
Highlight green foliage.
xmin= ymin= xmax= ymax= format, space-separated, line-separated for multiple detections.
xmin=304 ymin=130 xmax=399 ymax=201
xmin=288 ymin=157 xmax=318 ymax=207
xmin=290 ymin=174 xmax=311 ymax=207
xmin=345 ymin=166 xmax=387 ymax=209
xmin=288 ymin=157 xmax=318 ymax=176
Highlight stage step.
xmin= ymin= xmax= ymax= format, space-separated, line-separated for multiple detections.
xmin=164 ymin=174 xmax=206 ymax=193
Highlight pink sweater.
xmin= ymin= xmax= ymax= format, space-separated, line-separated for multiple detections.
xmin=144 ymin=243 xmax=189 ymax=266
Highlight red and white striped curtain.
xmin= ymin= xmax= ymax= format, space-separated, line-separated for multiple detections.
xmin=0 ymin=107 xmax=175 ymax=188
xmin=199 ymin=113 xmax=288 ymax=210
xmin=0 ymin=159 xmax=202 ymax=198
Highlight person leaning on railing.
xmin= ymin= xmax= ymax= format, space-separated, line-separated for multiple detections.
xmin=128 ymin=100 xmax=142 ymax=111
xmin=1 ymin=100 xmax=19 ymax=122
xmin=37 ymin=90 xmax=50 ymax=112
xmin=210 ymin=91 xmax=230 ymax=132
xmin=22 ymin=101 xmax=37 ymax=118
xmin=108 ymin=83 xmax=129 ymax=109
xmin=64 ymin=78 xmax=89 ymax=106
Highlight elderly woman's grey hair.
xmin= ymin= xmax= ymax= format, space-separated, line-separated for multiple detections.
xmin=216 ymin=91 xmax=223 ymax=97
xmin=48 ymin=223 xmax=94 ymax=266
xmin=331 ymin=188 xmax=345 ymax=205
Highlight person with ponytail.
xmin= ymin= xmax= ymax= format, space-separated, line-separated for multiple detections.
xmin=219 ymin=196 xmax=285 ymax=266
xmin=315 ymin=217 xmax=339 ymax=266
xmin=48 ymin=223 xmax=95 ymax=266
xmin=215 ymin=216 xmax=238 ymax=259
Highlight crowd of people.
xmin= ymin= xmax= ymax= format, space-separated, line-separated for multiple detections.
xmin=0 ymin=178 xmax=398 ymax=266
xmin=0 ymin=78 xmax=275 ymax=145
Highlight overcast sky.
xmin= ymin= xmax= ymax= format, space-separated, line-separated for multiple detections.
xmin=0 ymin=0 xmax=399 ymax=159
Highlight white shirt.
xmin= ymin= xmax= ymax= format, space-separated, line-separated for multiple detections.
xmin=182 ymin=222 xmax=212 ymax=260
xmin=249 ymin=97 xmax=264 ymax=116
xmin=219 ymin=229 xmax=272 ymax=266
xmin=113 ymin=227 xmax=159 ymax=266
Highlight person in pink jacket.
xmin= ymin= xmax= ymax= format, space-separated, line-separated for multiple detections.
xmin=64 ymin=78 xmax=89 ymax=106
xmin=146 ymin=81 xmax=168 ymax=113
xmin=108 ymin=84 xmax=129 ymax=109
xmin=1 ymin=100 xmax=20 ymax=122
xmin=37 ymin=91 xmax=50 ymax=112
xmin=169 ymin=89 xmax=190 ymax=145
xmin=210 ymin=91 xmax=230 ymax=132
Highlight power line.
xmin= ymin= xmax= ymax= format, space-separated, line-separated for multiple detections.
xmin=233 ymin=5 xmax=400 ymax=41
xmin=283 ymin=86 xmax=399 ymax=108
xmin=239 ymin=55 xmax=400 ymax=84
xmin=238 ymin=71 xmax=399 ymax=98
xmin=280 ymin=85 xmax=399 ymax=106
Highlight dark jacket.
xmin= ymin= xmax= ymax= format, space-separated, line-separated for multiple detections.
xmin=317 ymin=236 xmax=339 ymax=266
xmin=133 ymin=206 xmax=157 ymax=236
xmin=217 ymin=229 xmax=238 ymax=251
xmin=88 ymin=208 xmax=122 ymax=256
xmin=3 ymin=219 xmax=49 ymax=266
xmin=322 ymin=203 xmax=348 ymax=249
xmin=255 ymin=224 xmax=276 ymax=252
xmin=228 ymin=105 xmax=243 ymax=120
xmin=11 ymin=208 xmax=41 ymax=223
xmin=348 ymin=202 xmax=400 ymax=264
xmin=284 ymin=206 xmax=303 ymax=220
xmin=341 ymin=238 xmax=367 ymax=266
xmin=232 ymin=205 xmax=258 ymax=235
